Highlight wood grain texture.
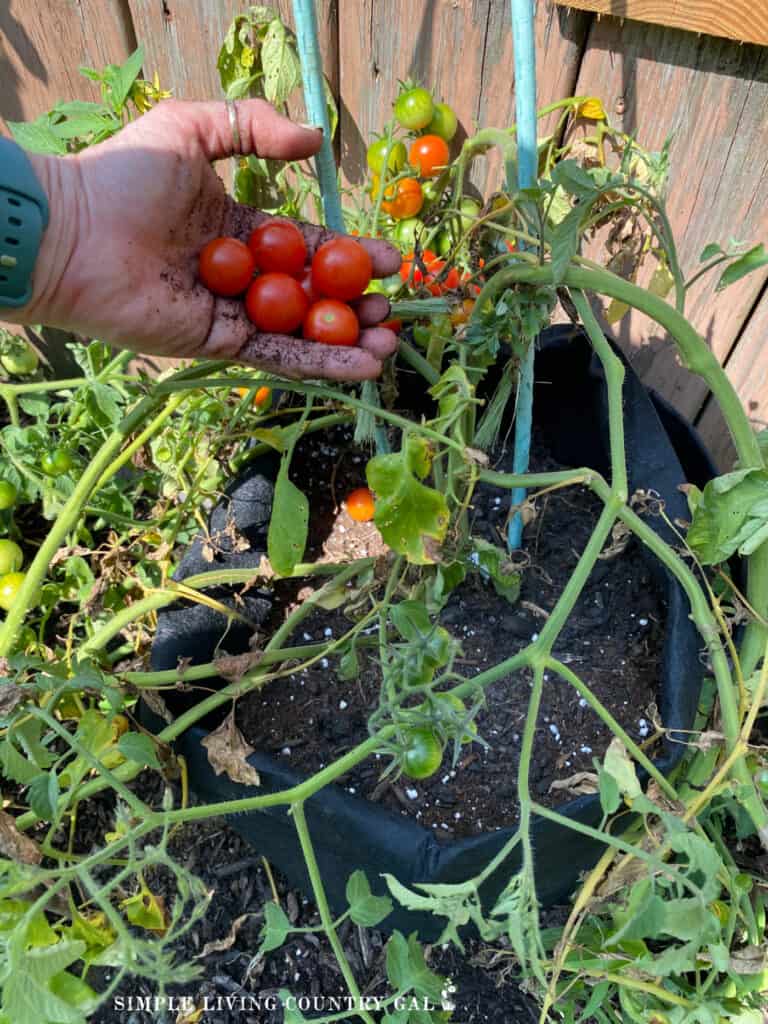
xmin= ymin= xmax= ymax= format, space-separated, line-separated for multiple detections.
xmin=574 ymin=16 xmax=768 ymax=421
xmin=0 ymin=0 xmax=134 ymax=124
xmin=697 ymin=284 xmax=768 ymax=469
xmin=555 ymin=1 xmax=768 ymax=47
xmin=338 ymin=0 xmax=590 ymax=188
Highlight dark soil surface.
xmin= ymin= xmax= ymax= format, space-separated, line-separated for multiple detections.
xmin=91 ymin=812 xmax=547 ymax=1024
xmin=237 ymin=426 xmax=665 ymax=838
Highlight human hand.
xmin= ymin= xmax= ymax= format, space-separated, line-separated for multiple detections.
xmin=12 ymin=100 xmax=401 ymax=380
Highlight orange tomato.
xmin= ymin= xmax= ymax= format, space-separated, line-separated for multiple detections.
xmin=379 ymin=319 xmax=402 ymax=333
xmin=380 ymin=178 xmax=424 ymax=220
xmin=346 ymin=487 xmax=376 ymax=522
xmin=408 ymin=135 xmax=450 ymax=178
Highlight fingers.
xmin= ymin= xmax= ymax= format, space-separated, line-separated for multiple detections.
xmin=204 ymin=300 xmax=396 ymax=381
xmin=236 ymin=334 xmax=388 ymax=381
xmin=161 ymin=99 xmax=324 ymax=163
xmin=352 ymin=293 xmax=390 ymax=327
xmin=223 ymin=202 xmax=402 ymax=279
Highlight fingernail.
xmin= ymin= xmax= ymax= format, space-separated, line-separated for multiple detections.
xmin=299 ymin=122 xmax=324 ymax=133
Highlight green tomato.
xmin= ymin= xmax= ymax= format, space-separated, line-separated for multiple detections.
xmin=421 ymin=180 xmax=445 ymax=206
xmin=366 ymin=138 xmax=407 ymax=176
xmin=0 ymin=540 xmax=22 ymax=575
xmin=41 ymin=449 xmax=73 ymax=477
xmin=394 ymin=217 xmax=425 ymax=251
xmin=0 ymin=481 xmax=17 ymax=510
xmin=0 ymin=341 xmax=38 ymax=376
xmin=402 ymin=728 xmax=444 ymax=780
xmin=434 ymin=229 xmax=453 ymax=257
xmin=436 ymin=693 xmax=478 ymax=743
xmin=368 ymin=273 xmax=403 ymax=298
xmin=394 ymin=88 xmax=434 ymax=131
xmin=458 ymin=197 xmax=482 ymax=230
xmin=0 ymin=572 xmax=25 ymax=612
xmin=427 ymin=102 xmax=458 ymax=142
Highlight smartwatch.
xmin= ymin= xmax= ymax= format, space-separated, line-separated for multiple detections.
xmin=0 ymin=137 xmax=50 ymax=308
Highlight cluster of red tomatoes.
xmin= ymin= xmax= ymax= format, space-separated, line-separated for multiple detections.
xmin=198 ymin=222 xmax=376 ymax=347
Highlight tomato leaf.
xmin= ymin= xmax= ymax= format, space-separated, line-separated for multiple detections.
xmin=700 ymin=242 xmax=724 ymax=263
xmin=106 ymin=46 xmax=145 ymax=110
xmin=346 ymin=870 xmax=393 ymax=927
xmin=27 ymin=772 xmax=60 ymax=822
xmin=117 ymin=732 xmax=161 ymax=770
xmin=367 ymin=437 xmax=448 ymax=565
xmin=471 ymin=539 xmax=521 ymax=605
xmin=268 ymin=456 xmax=309 ymax=575
xmin=2 ymin=939 xmax=88 ymax=1024
xmin=6 ymin=116 xmax=68 ymax=155
xmin=550 ymin=159 xmax=599 ymax=201
xmin=687 ymin=468 xmax=768 ymax=564
xmin=260 ymin=901 xmax=292 ymax=954
xmin=261 ymin=20 xmax=301 ymax=106
xmin=716 ymin=243 xmax=768 ymax=291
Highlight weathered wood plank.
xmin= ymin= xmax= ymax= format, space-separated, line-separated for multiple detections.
xmin=554 ymin=1 xmax=768 ymax=47
xmin=0 ymin=0 xmax=134 ymax=124
xmin=697 ymin=285 xmax=768 ymax=470
xmin=339 ymin=0 xmax=590 ymax=188
xmin=574 ymin=16 xmax=768 ymax=421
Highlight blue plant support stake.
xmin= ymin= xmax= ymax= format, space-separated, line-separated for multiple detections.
xmin=507 ymin=0 xmax=537 ymax=550
xmin=292 ymin=0 xmax=344 ymax=233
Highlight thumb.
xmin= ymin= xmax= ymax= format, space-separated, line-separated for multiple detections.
xmin=166 ymin=98 xmax=324 ymax=162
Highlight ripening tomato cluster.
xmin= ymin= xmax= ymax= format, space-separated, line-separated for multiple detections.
xmin=198 ymin=222 xmax=376 ymax=347
xmin=366 ymin=88 xmax=458 ymax=224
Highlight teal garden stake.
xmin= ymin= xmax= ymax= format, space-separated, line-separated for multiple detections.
xmin=507 ymin=0 xmax=538 ymax=549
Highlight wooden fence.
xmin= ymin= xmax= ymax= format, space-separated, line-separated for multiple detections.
xmin=1 ymin=0 xmax=767 ymax=467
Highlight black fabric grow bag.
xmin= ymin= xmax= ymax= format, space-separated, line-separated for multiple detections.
xmin=143 ymin=326 xmax=716 ymax=940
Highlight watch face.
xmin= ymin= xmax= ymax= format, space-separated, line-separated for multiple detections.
xmin=0 ymin=138 xmax=49 ymax=307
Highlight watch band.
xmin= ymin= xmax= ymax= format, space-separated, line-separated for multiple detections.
xmin=0 ymin=137 xmax=50 ymax=308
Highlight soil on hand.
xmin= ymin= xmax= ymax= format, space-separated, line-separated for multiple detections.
xmin=237 ymin=425 xmax=664 ymax=840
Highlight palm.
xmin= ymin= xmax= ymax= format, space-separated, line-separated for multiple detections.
xmin=37 ymin=100 xmax=400 ymax=380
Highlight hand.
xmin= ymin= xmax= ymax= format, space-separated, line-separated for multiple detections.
xmin=13 ymin=100 xmax=402 ymax=380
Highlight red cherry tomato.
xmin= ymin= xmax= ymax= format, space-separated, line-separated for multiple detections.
xmin=346 ymin=487 xmax=376 ymax=522
xmin=408 ymin=135 xmax=450 ymax=178
xmin=311 ymin=238 xmax=373 ymax=302
xmin=245 ymin=274 xmax=309 ymax=333
xmin=378 ymin=319 xmax=402 ymax=333
xmin=198 ymin=237 xmax=255 ymax=297
xmin=400 ymin=250 xmax=438 ymax=284
xmin=248 ymin=220 xmax=307 ymax=276
xmin=298 ymin=267 xmax=319 ymax=304
xmin=303 ymin=300 xmax=360 ymax=347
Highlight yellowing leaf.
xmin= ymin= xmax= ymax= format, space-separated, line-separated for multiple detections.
xmin=605 ymin=298 xmax=630 ymax=324
xmin=121 ymin=880 xmax=168 ymax=935
xmin=577 ymin=97 xmax=607 ymax=121
xmin=0 ymin=810 xmax=42 ymax=865
xmin=648 ymin=262 xmax=675 ymax=300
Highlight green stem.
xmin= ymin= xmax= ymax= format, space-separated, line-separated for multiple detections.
xmin=94 ymin=391 xmax=186 ymax=491
xmin=398 ymin=339 xmax=440 ymax=385
xmin=292 ymin=801 xmax=376 ymax=1024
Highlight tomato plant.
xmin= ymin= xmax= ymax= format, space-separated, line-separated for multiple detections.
xmin=198 ymin=237 xmax=255 ymax=296
xmin=303 ymin=300 xmax=360 ymax=346
xmin=0 ymin=540 xmax=23 ymax=575
xmin=41 ymin=448 xmax=73 ymax=477
xmin=345 ymin=487 xmax=376 ymax=522
xmin=245 ymin=273 xmax=309 ymax=333
xmin=408 ymin=134 xmax=450 ymax=178
xmin=401 ymin=728 xmax=444 ymax=780
xmin=427 ymin=101 xmax=458 ymax=141
xmin=366 ymin=138 xmax=407 ymax=176
xmin=394 ymin=87 xmax=434 ymax=131
xmin=248 ymin=220 xmax=307 ymax=276
xmin=311 ymin=238 xmax=372 ymax=301
xmin=0 ymin=481 xmax=17 ymax=510
xmin=0 ymin=572 xmax=25 ymax=612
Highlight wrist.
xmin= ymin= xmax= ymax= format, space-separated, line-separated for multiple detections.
xmin=2 ymin=152 xmax=80 ymax=327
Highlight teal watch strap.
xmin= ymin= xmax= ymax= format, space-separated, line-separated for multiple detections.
xmin=0 ymin=137 xmax=50 ymax=308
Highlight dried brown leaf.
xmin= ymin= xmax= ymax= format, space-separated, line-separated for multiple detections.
xmin=0 ymin=681 xmax=25 ymax=718
xmin=194 ymin=912 xmax=256 ymax=959
xmin=140 ymin=689 xmax=173 ymax=725
xmin=730 ymin=945 xmax=767 ymax=975
xmin=213 ymin=651 xmax=263 ymax=683
xmin=0 ymin=810 xmax=42 ymax=865
xmin=549 ymin=772 xmax=599 ymax=797
xmin=201 ymin=713 xmax=260 ymax=787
